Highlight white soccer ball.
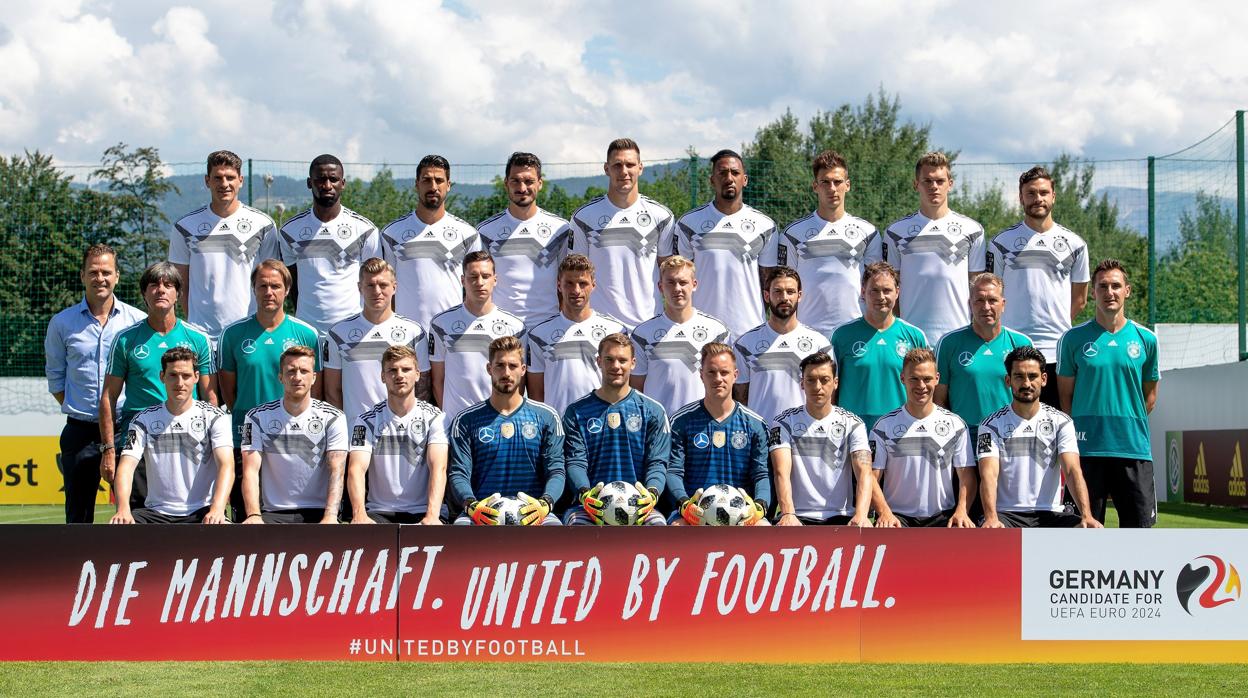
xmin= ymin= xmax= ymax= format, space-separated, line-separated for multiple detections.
xmin=598 ymin=481 xmax=643 ymax=526
xmin=697 ymin=484 xmax=750 ymax=526
xmin=491 ymin=496 xmax=526 ymax=526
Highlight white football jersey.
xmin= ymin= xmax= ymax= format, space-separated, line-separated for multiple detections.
xmin=570 ymin=195 xmax=674 ymax=329
xmin=631 ymin=310 xmax=731 ymax=416
xmin=881 ymin=210 xmax=986 ymax=345
xmin=759 ymin=211 xmax=881 ymax=335
xmin=733 ymin=322 xmax=832 ymax=426
xmin=527 ymin=311 xmax=627 ymax=415
xmin=989 ymin=222 xmax=1090 ymax=363
xmin=870 ymin=405 xmax=972 ymax=518
xmin=429 ymin=304 xmax=526 ymax=417
xmin=476 ymin=208 xmax=571 ymax=325
xmin=122 ymin=401 xmax=232 ymax=516
xmin=977 ymin=403 xmax=1079 ymax=513
xmin=664 ymin=203 xmax=775 ymax=339
xmin=267 ymin=207 xmax=381 ymax=334
xmin=241 ymin=399 xmax=348 ymax=511
xmin=323 ymin=312 xmax=430 ymax=422
xmin=350 ymin=400 xmax=448 ymax=514
xmin=380 ymin=210 xmax=481 ymax=330
xmin=769 ymin=405 xmax=870 ymax=519
xmin=169 ymin=204 xmax=276 ymax=339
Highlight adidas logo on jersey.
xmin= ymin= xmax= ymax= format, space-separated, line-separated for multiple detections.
xmin=220 ymin=223 xmax=231 ymax=231
xmin=264 ymin=337 xmax=274 ymax=344
xmin=472 ymin=323 xmax=484 ymax=331
xmin=371 ymin=331 xmax=382 ymax=339
xmin=319 ymin=228 xmax=330 ymax=236
xmin=723 ymin=222 xmax=733 ymax=229
xmin=619 ymin=216 xmax=630 ymax=224
xmin=573 ymin=329 xmax=584 ymax=337
xmin=291 ymin=423 xmax=302 ymax=431
xmin=877 ymin=338 xmax=887 ymax=345
xmin=916 ymin=425 xmax=927 ymax=432
xmin=1023 ymin=425 xmax=1034 ymax=433
xmin=674 ymin=330 xmax=686 ymax=338
xmin=778 ymin=340 xmax=789 ymax=348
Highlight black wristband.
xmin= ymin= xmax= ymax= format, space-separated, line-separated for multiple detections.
xmin=464 ymin=497 xmax=477 ymax=511
xmin=245 ymin=513 xmax=262 ymax=520
xmin=540 ymin=494 xmax=555 ymax=510
xmin=779 ymin=512 xmax=797 ymax=519
xmin=647 ymin=486 xmax=659 ymax=499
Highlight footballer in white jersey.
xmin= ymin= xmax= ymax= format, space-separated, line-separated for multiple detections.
xmin=350 ymin=400 xmax=448 ymax=519
xmin=977 ymin=344 xmax=1100 ymax=528
xmin=380 ymin=210 xmax=481 ymax=329
xmin=769 ymin=404 xmax=870 ymax=522
xmin=120 ymin=400 xmax=233 ymax=520
xmin=761 ymin=211 xmax=881 ymax=334
xmin=631 ymin=309 xmax=730 ymax=416
xmin=732 ymin=268 xmax=831 ymax=426
xmin=570 ymin=195 xmax=673 ymax=329
xmin=528 ymin=310 xmax=626 ymax=415
xmin=477 ymin=207 xmax=570 ymax=325
xmin=430 ymin=304 xmax=526 ymax=417
xmin=242 ymin=398 xmax=348 ymax=512
xmin=268 ymin=205 xmax=381 ymax=334
xmin=881 ymin=209 xmax=986 ymax=345
xmin=990 ymin=221 xmax=1090 ymax=363
xmin=663 ymin=154 xmax=775 ymax=339
xmin=761 ymin=152 xmax=882 ymax=335
xmin=324 ymin=312 xmax=429 ymax=422
xmin=169 ymin=203 xmax=275 ymax=339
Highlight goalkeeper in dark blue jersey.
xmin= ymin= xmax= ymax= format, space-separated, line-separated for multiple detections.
xmin=448 ymin=336 xmax=565 ymax=525
xmin=667 ymin=342 xmax=771 ymax=525
xmin=563 ymin=333 xmax=669 ymax=525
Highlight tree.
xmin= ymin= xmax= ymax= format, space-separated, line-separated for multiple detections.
xmin=92 ymin=143 xmax=179 ymax=271
xmin=1156 ymin=193 xmax=1236 ymax=323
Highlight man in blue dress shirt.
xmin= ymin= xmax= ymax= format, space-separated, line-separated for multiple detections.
xmin=45 ymin=244 xmax=144 ymax=522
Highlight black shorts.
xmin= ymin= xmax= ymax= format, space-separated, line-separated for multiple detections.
xmin=1080 ymin=456 xmax=1157 ymax=528
xmin=367 ymin=510 xmax=428 ymax=524
xmin=991 ymin=509 xmax=1083 ymax=528
xmin=131 ymin=506 xmax=211 ymax=524
xmin=261 ymin=508 xmax=329 ymax=524
xmin=893 ymin=509 xmax=954 ymax=528
xmin=790 ymin=514 xmax=854 ymax=525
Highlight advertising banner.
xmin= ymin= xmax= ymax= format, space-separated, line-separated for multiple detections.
xmin=1 ymin=526 xmax=1244 ymax=663
xmin=0 ymin=436 xmax=111 ymax=506
xmin=1181 ymin=429 xmax=1248 ymax=507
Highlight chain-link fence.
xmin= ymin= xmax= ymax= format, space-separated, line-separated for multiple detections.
xmin=4 ymin=112 xmax=1245 ymax=413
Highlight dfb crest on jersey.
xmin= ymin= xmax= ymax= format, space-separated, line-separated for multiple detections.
xmin=731 ymin=431 xmax=748 ymax=449
xmin=895 ymin=340 xmax=910 ymax=357
xmin=283 ymin=338 xmax=298 ymax=350
xmin=307 ymin=417 xmax=324 ymax=435
xmin=637 ymin=212 xmax=652 ymax=227
xmin=537 ymin=223 xmax=551 ymax=238
xmin=625 ymin=414 xmax=642 ymax=433
xmin=189 ymin=417 xmax=206 ymax=434
xmin=521 ymin=422 xmax=538 ymax=439
xmin=390 ymin=327 xmax=406 ymax=343
xmin=947 ymin=222 xmax=962 ymax=236
xmin=934 ymin=420 xmax=950 ymax=437
xmin=741 ymin=220 xmax=755 ymax=234
xmin=692 ymin=327 xmax=707 ymax=342
xmin=712 ymin=430 xmax=727 ymax=448
xmin=1053 ymin=236 xmax=1069 ymax=253
xmin=351 ymin=425 xmax=367 ymax=447
xmin=501 ymin=422 xmax=515 ymax=439
xmin=976 ymin=432 xmax=992 ymax=455
xmin=845 ymin=224 xmax=861 ymax=240
xmin=410 ymin=419 xmax=427 ymax=441
xmin=797 ymin=337 xmax=813 ymax=353
xmin=237 ymin=219 xmax=253 ymax=234
xmin=1127 ymin=341 xmax=1142 ymax=359
xmin=442 ymin=229 xmax=456 ymax=241
xmin=1039 ymin=420 xmax=1055 ymax=437
xmin=493 ymin=320 xmax=511 ymax=336
xmin=830 ymin=423 xmax=846 ymax=441
xmin=592 ymin=326 xmax=607 ymax=341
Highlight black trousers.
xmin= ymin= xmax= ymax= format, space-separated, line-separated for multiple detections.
xmin=60 ymin=417 xmax=104 ymax=523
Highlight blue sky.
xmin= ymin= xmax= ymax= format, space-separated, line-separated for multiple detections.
xmin=1 ymin=0 xmax=1244 ymax=168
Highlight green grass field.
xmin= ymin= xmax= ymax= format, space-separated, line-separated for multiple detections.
xmin=3 ymin=501 xmax=1247 ymax=527
xmin=0 ymin=661 xmax=1243 ymax=696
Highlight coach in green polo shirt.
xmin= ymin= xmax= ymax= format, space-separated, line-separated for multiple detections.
xmin=100 ymin=262 xmax=215 ymax=508
xmin=935 ymin=272 xmax=1032 ymax=438
xmin=830 ymin=261 xmax=928 ymax=432
xmin=1057 ymin=259 xmax=1159 ymax=528
xmin=218 ymin=259 xmax=320 ymax=521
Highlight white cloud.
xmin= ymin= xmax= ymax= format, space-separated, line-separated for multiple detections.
xmin=0 ymin=0 xmax=1244 ymax=172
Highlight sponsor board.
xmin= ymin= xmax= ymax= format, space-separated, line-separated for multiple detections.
xmin=0 ymin=436 xmax=111 ymax=505
xmin=0 ymin=527 xmax=1245 ymax=662
xmin=1181 ymin=429 xmax=1248 ymax=506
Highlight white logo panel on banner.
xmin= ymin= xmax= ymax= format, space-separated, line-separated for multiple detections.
xmin=1021 ymin=530 xmax=1246 ymax=640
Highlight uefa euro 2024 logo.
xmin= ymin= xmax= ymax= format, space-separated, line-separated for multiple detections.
xmin=1175 ymin=555 xmax=1241 ymax=615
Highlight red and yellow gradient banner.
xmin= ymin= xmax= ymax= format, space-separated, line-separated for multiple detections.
xmin=0 ymin=526 xmax=1245 ymax=662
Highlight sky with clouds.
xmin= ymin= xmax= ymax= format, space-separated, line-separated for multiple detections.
xmin=1 ymin=0 xmax=1244 ymax=170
